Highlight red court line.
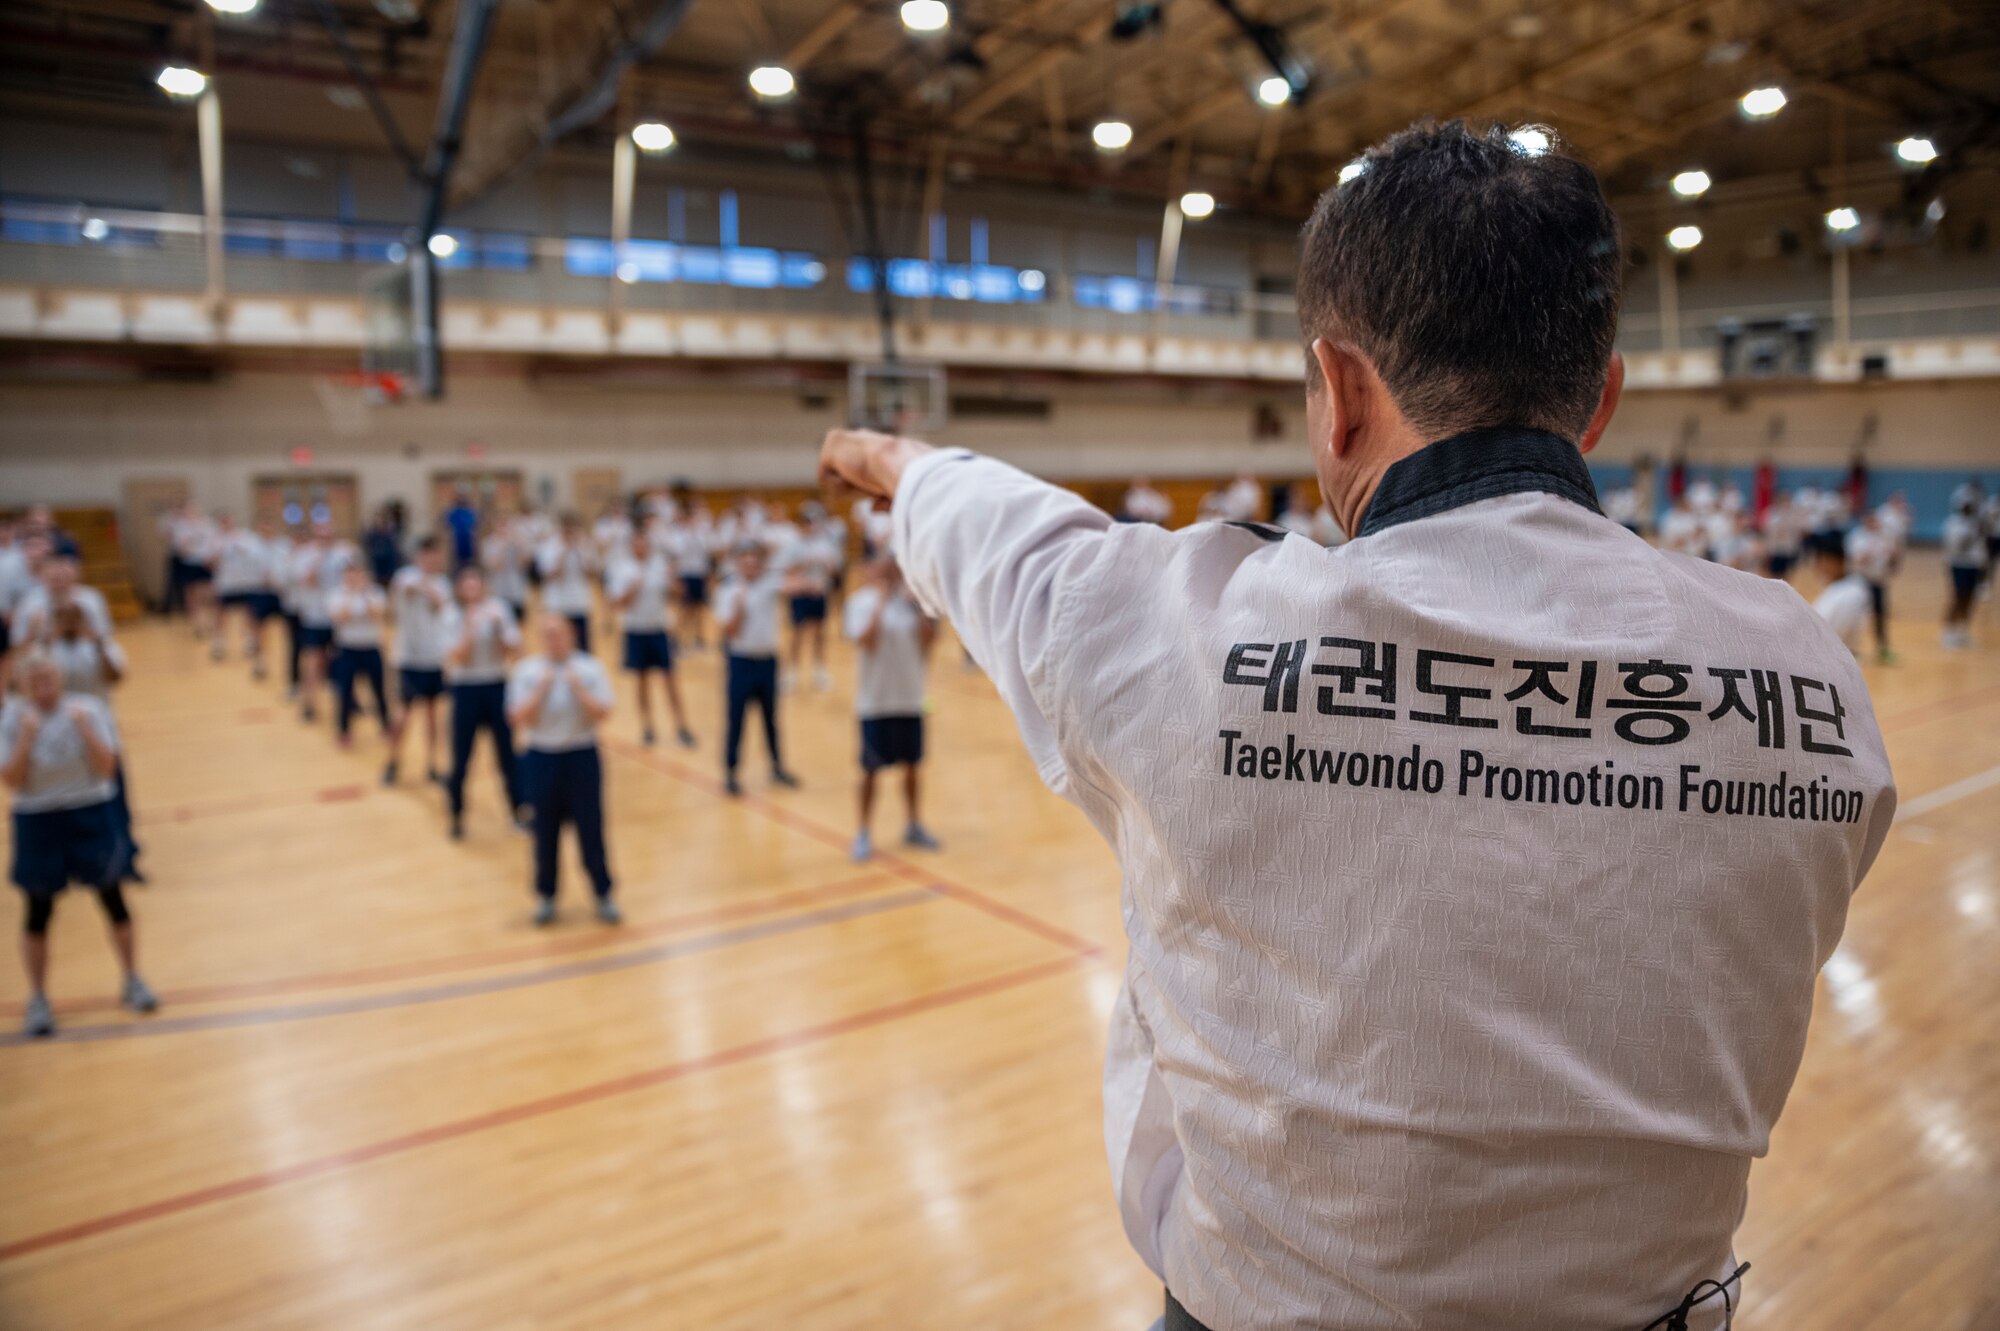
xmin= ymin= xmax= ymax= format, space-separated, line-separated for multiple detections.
xmin=0 ymin=951 xmax=1095 ymax=1263
xmin=134 ymin=783 xmax=374 ymax=827
xmin=608 ymin=740 xmax=1105 ymax=959
xmin=0 ymin=871 xmax=890 ymax=1019
xmin=1878 ymin=682 xmax=2000 ymax=734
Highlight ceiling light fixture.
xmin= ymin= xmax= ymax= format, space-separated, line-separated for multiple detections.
xmin=1092 ymin=120 xmax=1133 ymax=152
xmin=156 ymin=66 xmax=209 ymax=98
xmin=1666 ymin=225 xmax=1703 ymax=252
xmin=1670 ymin=169 xmax=1711 ymax=198
xmin=1179 ymin=191 xmax=1215 ymax=219
xmin=631 ymin=122 xmax=676 ymax=153
xmin=1739 ymin=86 xmax=1786 ymax=118
xmin=1255 ymin=76 xmax=1292 ymax=107
xmin=748 ymin=65 xmax=795 ymax=99
xmin=1895 ymin=136 xmax=1937 ymax=165
xmin=900 ymin=0 xmax=949 ymax=33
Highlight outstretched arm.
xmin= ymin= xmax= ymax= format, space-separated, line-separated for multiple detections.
xmin=818 ymin=429 xmax=1114 ymax=793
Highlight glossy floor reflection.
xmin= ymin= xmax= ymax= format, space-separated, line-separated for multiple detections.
xmin=0 ymin=553 xmax=1994 ymax=1330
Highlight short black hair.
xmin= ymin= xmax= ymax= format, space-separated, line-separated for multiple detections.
xmin=416 ymin=534 xmax=439 ymax=552
xmin=1299 ymin=120 xmax=1622 ymax=440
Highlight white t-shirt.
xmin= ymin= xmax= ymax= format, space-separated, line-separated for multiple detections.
xmin=537 ymin=539 xmax=596 ymax=615
xmin=1123 ymin=485 xmax=1174 ymax=524
xmin=1813 ymin=574 xmax=1873 ymax=652
xmin=506 ymin=653 xmax=614 ymax=753
xmin=715 ymin=571 xmax=784 ymax=658
xmin=441 ymin=598 xmax=521 ymax=684
xmin=10 ymin=584 xmax=113 ymax=644
xmin=390 ymin=567 xmax=452 ymax=668
xmin=1845 ymin=527 xmax=1894 ymax=584
xmin=329 ymin=584 xmax=386 ymax=648
xmin=607 ymin=552 xmax=676 ymax=634
xmin=213 ymin=531 xmax=271 ymax=594
xmin=291 ymin=542 xmax=353 ymax=628
xmin=893 ymin=442 xmax=1895 ymax=1330
xmin=1942 ymin=513 xmax=1988 ymax=569
xmin=844 ymin=586 xmax=930 ymax=719
xmin=1 ymin=694 xmax=120 ymax=814
xmin=47 ymin=635 xmax=125 ymax=700
xmin=481 ymin=530 xmax=529 ymax=606
xmin=661 ymin=522 xmax=712 ymax=577
xmin=778 ymin=529 xmax=839 ymax=596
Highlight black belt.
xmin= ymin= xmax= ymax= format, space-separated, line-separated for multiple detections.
xmin=1165 ymin=1262 xmax=1747 ymax=1331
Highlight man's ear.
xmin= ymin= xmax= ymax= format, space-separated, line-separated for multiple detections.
xmin=1577 ymin=352 xmax=1625 ymax=456
xmin=1308 ymin=337 xmax=1365 ymax=459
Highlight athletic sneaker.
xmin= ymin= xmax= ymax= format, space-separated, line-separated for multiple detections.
xmin=252 ymin=659 xmax=267 ymax=681
xmin=209 ymin=641 xmax=224 ymax=662
xmin=772 ymin=769 xmax=801 ymax=789
xmin=532 ymin=897 xmax=557 ymax=927
xmin=641 ymin=727 xmax=657 ymax=747
xmin=300 ymin=705 xmax=317 ymax=723
xmin=428 ymin=769 xmax=446 ymax=786
xmin=449 ymin=813 xmax=465 ymax=841
xmin=724 ymin=772 xmax=743 ymax=797
xmin=382 ymin=760 xmax=399 ymax=786
xmin=512 ymin=807 xmax=534 ymax=833
xmin=594 ymin=896 xmax=623 ymax=926
xmin=850 ymin=831 xmax=874 ymax=863
xmin=676 ymin=728 xmax=697 ymax=749
xmin=22 ymin=993 xmax=54 ymax=1038
xmin=121 ymin=974 xmax=159 ymax=1014
xmin=903 ymin=824 xmax=942 ymax=852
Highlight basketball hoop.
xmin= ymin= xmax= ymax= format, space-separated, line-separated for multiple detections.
xmin=311 ymin=369 xmax=407 ymax=437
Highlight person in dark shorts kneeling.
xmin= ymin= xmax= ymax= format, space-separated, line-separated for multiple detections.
xmin=3 ymin=652 xmax=157 ymax=1038
xmin=843 ymin=555 xmax=940 ymax=862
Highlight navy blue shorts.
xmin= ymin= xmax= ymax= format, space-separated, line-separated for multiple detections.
xmin=181 ymin=563 xmax=212 ymax=585
xmin=789 ymin=594 xmax=828 ymax=625
xmin=250 ymin=591 xmax=283 ymax=621
xmin=299 ymin=625 xmax=334 ymax=650
xmin=1951 ymin=565 xmax=1981 ymax=598
xmin=12 ymin=800 xmax=128 ymax=896
xmin=623 ymin=630 xmax=675 ymax=673
xmin=400 ymin=666 xmax=446 ymax=702
xmin=221 ymin=590 xmax=256 ymax=610
xmin=860 ymin=715 xmax=924 ymax=772
xmin=680 ymin=573 xmax=709 ymax=607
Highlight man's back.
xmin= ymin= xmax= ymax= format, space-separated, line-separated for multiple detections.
xmin=896 ymin=438 xmax=1895 ymax=1330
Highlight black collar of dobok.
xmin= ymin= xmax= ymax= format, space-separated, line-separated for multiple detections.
xmin=1356 ymin=425 xmax=1603 ymax=538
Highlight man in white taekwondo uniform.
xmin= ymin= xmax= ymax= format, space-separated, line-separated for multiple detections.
xmin=820 ymin=122 xmax=1896 ymax=1331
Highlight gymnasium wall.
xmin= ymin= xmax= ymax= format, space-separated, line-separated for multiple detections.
xmin=1 ymin=367 xmax=1995 ymax=539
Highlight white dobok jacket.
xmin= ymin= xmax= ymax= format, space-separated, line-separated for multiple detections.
xmin=892 ymin=429 xmax=1896 ymax=1331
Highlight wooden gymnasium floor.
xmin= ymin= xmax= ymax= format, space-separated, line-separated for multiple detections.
xmin=1 ymin=552 xmax=1996 ymax=1331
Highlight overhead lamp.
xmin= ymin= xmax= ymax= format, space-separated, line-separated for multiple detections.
xmin=900 ymin=0 xmax=949 ymax=33
xmin=1338 ymin=159 xmax=1366 ymax=184
xmin=205 ymin=0 xmax=259 ymax=13
xmin=1018 ymin=269 xmax=1046 ymax=292
xmin=1670 ymin=169 xmax=1711 ymax=198
xmin=1824 ymin=207 xmax=1859 ymax=232
xmin=616 ymin=262 xmax=641 ymax=285
xmin=1179 ymin=191 xmax=1215 ymax=219
xmin=81 ymin=217 xmax=110 ymax=242
xmin=749 ymin=65 xmax=795 ymax=99
xmin=1739 ymin=86 xmax=1786 ymax=118
xmin=427 ymin=232 xmax=459 ymax=258
xmin=1092 ymin=119 xmax=1133 ymax=152
xmin=1507 ymin=126 xmax=1551 ymax=156
xmin=156 ymin=66 xmax=209 ymax=98
xmin=631 ymin=121 xmax=676 ymax=153
xmin=1255 ymin=76 xmax=1292 ymax=107
xmin=1895 ymin=136 xmax=1937 ymax=165
xmin=1666 ymin=225 xmax=1703 ymax=252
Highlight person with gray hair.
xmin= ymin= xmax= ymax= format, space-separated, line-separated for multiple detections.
xmin=3 ymin=651 xmax=157 ymax=1038
xmin=820 ymin=121 xmax=1895 ymax=1331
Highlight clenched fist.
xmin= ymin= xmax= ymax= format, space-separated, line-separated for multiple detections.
xmin=817 ymin=429 xmax=935 ymax=503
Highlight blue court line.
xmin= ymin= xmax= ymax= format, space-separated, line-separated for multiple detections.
xmin=1 ymin=887 xmax=938 ymax=1048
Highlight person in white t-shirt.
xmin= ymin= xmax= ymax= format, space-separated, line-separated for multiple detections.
xmin=441 ymin=566 xmax=527 ymax=840
xmin=607 ymin=530 xmax=694 ymax=748
xmin=384 ymin=537 xmax=452 ymax=785
xmin=506 ymin=615 xmax=619 ymax=926
xmin=208 ymin=513 xmax=268 ymax=666
xmin=328 ymin=563 xmax=392 ymax=747
xmin=1811 ymin=540 xmax=1873 ymax=655
xmin=779 ymin=510 xmax=840 ymax=692
xmin=1941 ymin=493 xmax=1988 ymax=650
xmin=4 ymin=652 xmax=157 ymax=1038
xmin=1844 ymin=511 xmax=1897 ymax=664
xmin=659 ymin=505 xmax=714 ymax=649
xmin=290 ymin=524 xmax=353 ymax=724
xmin=536 ymin=514 xmax=598 ymax=654
xmin=843 ymin=556 xmax=940 ymax=862
xmin=855 ymin=497 xmax=895 ymax=560
xmin=714 ymin=542 xmax=799 ymax=797
xmin=481 ymin=517 xmax=531 ymax=623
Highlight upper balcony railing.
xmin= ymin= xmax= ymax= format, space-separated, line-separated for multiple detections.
xmin=5 ymin=199 xmax=2000 ymax=363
